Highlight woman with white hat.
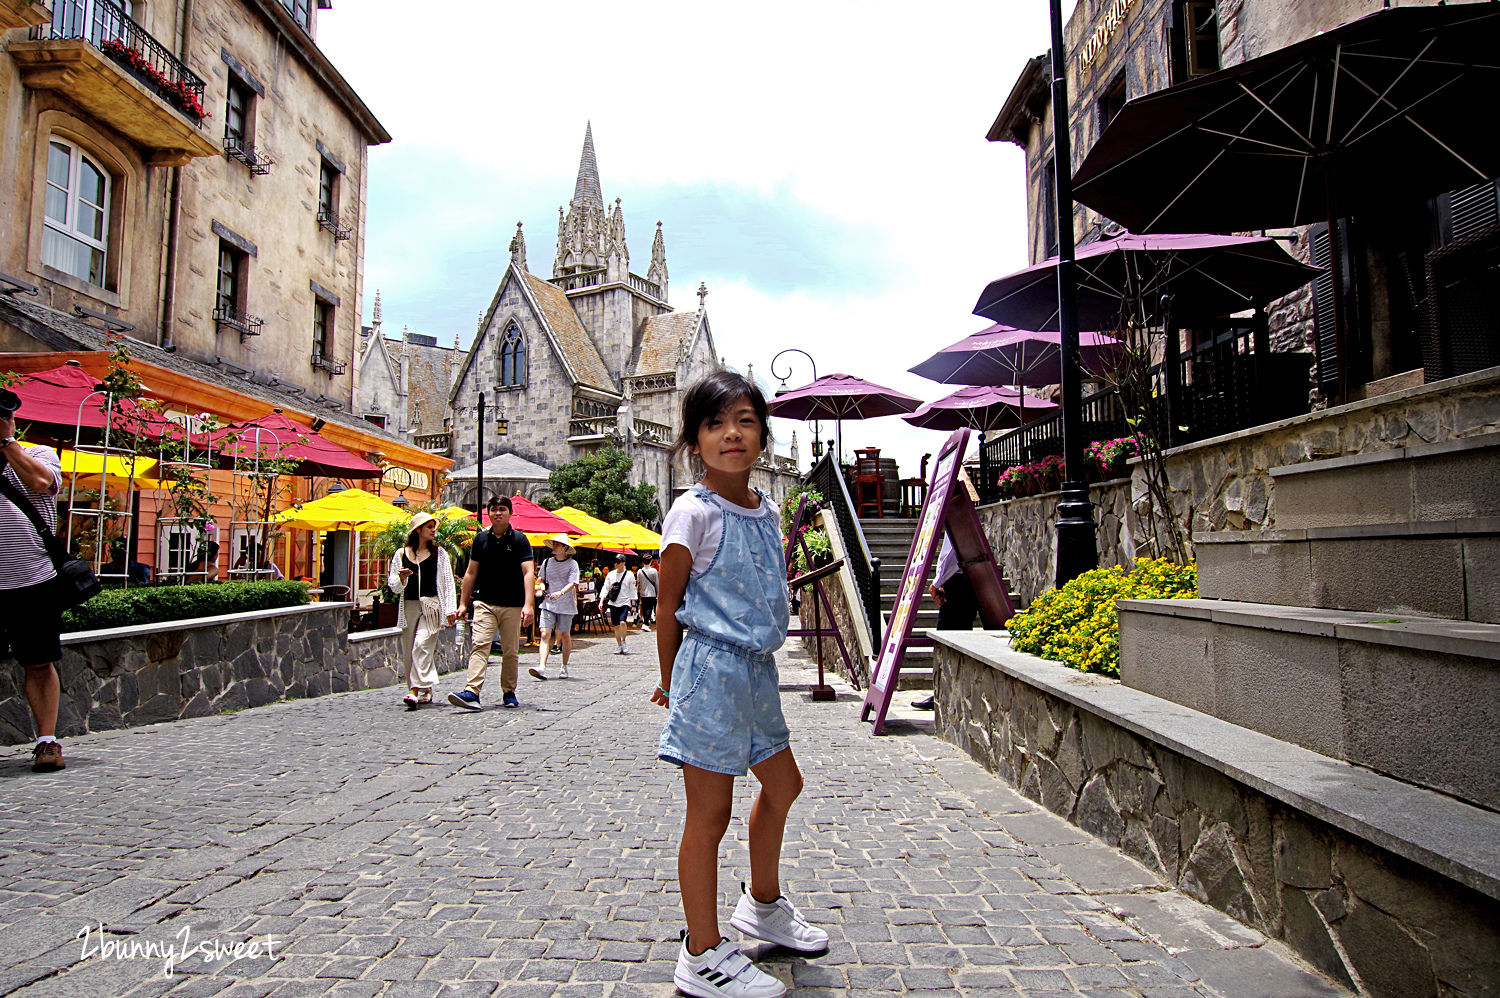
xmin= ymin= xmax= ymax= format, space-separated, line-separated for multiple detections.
xmin=531 ymin=533 xmax=580 ymax=679
xmin=388 ymin=510 xmax=458 ymax=708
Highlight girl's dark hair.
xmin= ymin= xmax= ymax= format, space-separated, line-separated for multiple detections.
xmin=671 ymin=371 xmax=772 ymax=460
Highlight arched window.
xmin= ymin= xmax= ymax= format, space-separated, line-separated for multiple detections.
xmin=42 ymin=138 xmax=111 ymax=287
xmin=499 ymin=326 xmax=525 ymax=387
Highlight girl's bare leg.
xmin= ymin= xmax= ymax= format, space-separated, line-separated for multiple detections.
xmin=680 ymin=764 xmax=734 ymax=953
xmin=537 ymin=627 xmax=553 ymax=670
xmin=746 ymin=747 xmax=803 ymax=903
xmin=558 ymin=629 xmax=572 ymax=667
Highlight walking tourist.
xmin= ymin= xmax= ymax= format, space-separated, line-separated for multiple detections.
xmin=388 ymin=511 xmax=458 ymax=709
xmin=637 ymin=554 xmax=659 ymax=630
xmin=600 ymin=553 xmax=638 ymax=654
xmin=451 ymin=496 xmax=535 ymax=710
xmin=0 ymin=412 xmax=67 ymax=773
xmin=913 ymin=534 xmax=978 ymax=711
xmin=530 ymin=534 xmax=579 ymax=680
xmin=651 ymin=371 xmax=827 ymax=998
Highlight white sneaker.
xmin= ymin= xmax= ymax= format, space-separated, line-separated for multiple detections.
xmin=730 ymin=883 xmax=829 ymax=953
xmin=529 ymin=667 xmax=548 ymax=681
xmin=559 ymin=663 xmax=570 ymax=678
xmin=674 ymin=933 xmax=786 ymax=998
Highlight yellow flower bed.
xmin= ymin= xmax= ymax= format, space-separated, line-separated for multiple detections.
xmin=1007 ymin=557 xmax=1197 ymax=677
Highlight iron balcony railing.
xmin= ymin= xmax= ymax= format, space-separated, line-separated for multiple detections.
xmin=311 ymin=350 xmax=347 ymax=376
xmin=213 ymin=303 xmax=263 ymax=339
xmin=36 ymin=0 xmax=208 ymax=125
xmin=317 ymin=208 xmax=352 ymax=241
xmin=806 ymin=451 xmax=882 ymax=659
xmin=225 ymin=132 xmax=273 ymax=175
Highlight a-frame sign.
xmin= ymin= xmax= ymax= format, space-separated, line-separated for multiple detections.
xmin=861 ymin=427 xmax=1014 ymax=734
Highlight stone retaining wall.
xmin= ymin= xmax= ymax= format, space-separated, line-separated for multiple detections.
xmin=978 ymin=479 xmax=1133 ymax=607
xmin=935 ymin=635 xmax=1500 ymax=998
xmin=0 ymin=605 xmax=467 ymax=744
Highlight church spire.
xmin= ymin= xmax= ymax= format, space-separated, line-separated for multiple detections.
xmin=571 ymin=121 xmax=603 ymax=211
xmin=647 ymin=221 xmax=668 ymax=301
xmin=509 ymin=221 xmax=526 ymax=271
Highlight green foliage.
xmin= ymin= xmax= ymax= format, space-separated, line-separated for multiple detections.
xmin=61 ymin=580 xmax=310 ymax=633
xmin=368 ymin=503 xmax=471 ymax=562
xmin=98 ymin=328 xmax=145 ymax=400
xmin=0 ymin=370 xmax=20 ymax=389
xmin=541 ymin=446 xmax=659 ymax=524
xmin=779 ymin=485 xmax=824 ymax=539
xmin=1008 ymin=558 xmax=1197 ymax=677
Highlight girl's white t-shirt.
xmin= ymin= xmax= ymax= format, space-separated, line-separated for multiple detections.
xmin=661 ymin=489 xmax=781 ymax=578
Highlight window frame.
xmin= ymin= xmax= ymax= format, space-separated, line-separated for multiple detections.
xmin=224 ymin=75 xmax=253 ymax=152
xmin=313 ymin=297 xmax=333 ymax=361
xmin=317 ymin=159 xmax=337 ymax=217
xmin=216 ymin=240 xmax=246 ymax=315
xmin=41 ymin=137 xmax=112 ymax=288
xmin=1098 ymin=70 xmax=1128 ymax=134
xmin=499 ymin=325 xmax=526 ymax=388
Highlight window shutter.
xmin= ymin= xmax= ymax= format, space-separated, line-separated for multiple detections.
xmin=1447 ymin=180 xmax=1499 ymax=244
xmin=1309 ymin=222 xmax=1340 ymax=394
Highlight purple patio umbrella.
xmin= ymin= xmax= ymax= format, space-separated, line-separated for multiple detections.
xmin=973 ymin=232 xmax=1320 ymax=331
xmin=767 ymin=373 xmax=922 ymax=463
xmin=903 ymin=385 xmax=1059 ymax=432
xmin=908 ymin=324 xmax=1128 ymax=389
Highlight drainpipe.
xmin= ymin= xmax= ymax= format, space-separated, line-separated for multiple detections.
xmin=159 ymin=0 xmax=194 ymax=350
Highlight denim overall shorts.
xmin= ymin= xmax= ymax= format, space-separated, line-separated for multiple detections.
xmin=658 ymin=486 xmax=792 ymax=775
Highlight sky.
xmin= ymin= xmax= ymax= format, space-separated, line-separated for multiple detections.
xmin=317 ymin=1 xmax=1065 ymax=478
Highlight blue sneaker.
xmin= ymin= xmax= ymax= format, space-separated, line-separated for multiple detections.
xmin=502 ymin=691 xmax=519 ymax=708
xmin=448 ymin=690 xmax=482 ymax=711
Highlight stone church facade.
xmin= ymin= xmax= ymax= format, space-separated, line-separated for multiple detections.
xmin=442 ymin=124 xmax=798 ymax=520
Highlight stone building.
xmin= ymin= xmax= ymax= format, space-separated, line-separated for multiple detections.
xmin=989 ymin=0 xmax=1497 ymax=407
xmin=444 ymin=124 xmax=798 ymax=518
xmin=0 ymin=0 xmax=388 ymax=410
xmin=353 ymin=290 xmax=466 ymax=442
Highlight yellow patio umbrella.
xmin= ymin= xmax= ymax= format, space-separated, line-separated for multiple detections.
xmin=272 ymin=488 xmax=407 ymax=532
xmin=437 ymin=505 xmax=480 ymax=522
xmin=608 ymin=519 xmax=663 ymax=550
xmin=549 ymin=506 xmax=635 ymax=549
xmin=23 ymin=444 xmax=162 ymax=490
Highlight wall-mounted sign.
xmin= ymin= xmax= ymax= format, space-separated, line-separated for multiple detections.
xmin=383 ymin=465 xmax=429 ymax=491
xmin=1081 ymin=0 xmax=1139 ymax=68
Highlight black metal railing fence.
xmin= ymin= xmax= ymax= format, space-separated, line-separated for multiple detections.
xmin=806 ymin=451 xmax=882 ymax=656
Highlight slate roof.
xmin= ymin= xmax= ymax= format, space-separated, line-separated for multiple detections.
xmin=0 ymin=295 xmax=411 ymax=446
xmin=401 ymin=338 xmax=460 ymax=436
xmin=632 ymin=310 xmax=701 ymax=377
xmin=445 ymin=451 xmax=553 ymax=482
xmin=522 ymin=272 xmax=614 ymax=391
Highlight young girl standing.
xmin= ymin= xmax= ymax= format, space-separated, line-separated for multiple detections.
xmin=652 ymin=372 xmax=826 ymax=998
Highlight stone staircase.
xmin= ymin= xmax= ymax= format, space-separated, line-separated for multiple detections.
xmin=1119 ymin=430 xmax=1500 ymax=811
xmin=860 ymin=516 xmax=933 ymax=691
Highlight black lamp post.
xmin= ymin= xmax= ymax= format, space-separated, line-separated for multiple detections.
xmin=1048 ymin=0 xmax=1099 ymax=586
xmin=771 ymin=347 xmax=822 ymax=466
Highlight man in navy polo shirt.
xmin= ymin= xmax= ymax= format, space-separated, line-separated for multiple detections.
xmin=451 ymin=495 xmax=535 ymax=710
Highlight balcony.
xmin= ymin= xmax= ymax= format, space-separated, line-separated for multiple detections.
xmin=1 ymin=0 xmax=51 ymax=30
xmin=12 ymin=0 xmax=217 ymax=165
xmin=414 ymin=431 xmax=451 ymax=454
xmin=225 ymin=133 xmax=273 ymax=175
xmin=214 ymin=303 xmax=263 ymax=339
xmin=311 ymin=350 xmax=347 ymax=376
xmin=316 ymin=208 xmax=352 ymax=241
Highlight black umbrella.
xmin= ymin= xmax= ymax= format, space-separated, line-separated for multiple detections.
xmin=1071 ymin=3 xmax=1500 ymax=398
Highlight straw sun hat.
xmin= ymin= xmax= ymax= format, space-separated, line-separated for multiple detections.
xmin=408 ymin=511 xmax=439 ymax=531
xmin=546 ymin=533 xmax=576 ymax=552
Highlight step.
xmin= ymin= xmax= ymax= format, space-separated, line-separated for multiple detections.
xmin=1118 ymin=597 xmax=1500 ymax=810
xmin=1195 ymin=519 xmax=1500 ymax=623
xmin=1271 ymin=431 xmax=1500 ymax=529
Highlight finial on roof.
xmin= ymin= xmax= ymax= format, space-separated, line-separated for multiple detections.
xmin=509 ymin=221 xmax=527 ymax=270
xmin=372 ymin=288 xmax=382 ymax=326
xmin=571 ymin=121 xmax=603 ymax=210
xmin=697 ymin=281 xmax=708 ymax=307
xmin=477 ymin=311 xmax=484 ymax=333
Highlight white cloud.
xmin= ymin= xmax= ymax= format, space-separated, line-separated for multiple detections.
xmin=319 ymin=0 xmax=1062 ymax=478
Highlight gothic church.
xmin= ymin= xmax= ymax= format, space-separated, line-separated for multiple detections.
xmin=445 ymin=124 xmax=797 ymax=517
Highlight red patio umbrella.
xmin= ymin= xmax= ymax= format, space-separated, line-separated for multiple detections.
xmin=497 ymin=494 xmax=584 ymax=535
xmin=908 ymin=324 xmax=1128 ymax=389
xmin=766 ymin=373 xmax=922 ymax=463
xmin=212 ymin=412 xmax=383 ymax=478
xmin=903 ymin=385 xmax=1059 ymax=432
xmin=13 ymin=364 xmax=196 ymax=447
xmin=973 ymin=232 xmax=1320 ymax=331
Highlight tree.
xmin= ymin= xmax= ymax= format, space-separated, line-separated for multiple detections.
xmin=541 ymin=446 xmax=659 ymax=524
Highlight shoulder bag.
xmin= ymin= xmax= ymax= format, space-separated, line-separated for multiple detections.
xmin=0 ymin=466 xmax=101 ymax=610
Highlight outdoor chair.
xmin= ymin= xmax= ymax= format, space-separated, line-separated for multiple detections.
xmin=853 ymin=448 xmax=884 ymax=518
xmin=899 ymin=453 xmax=931 ymax=517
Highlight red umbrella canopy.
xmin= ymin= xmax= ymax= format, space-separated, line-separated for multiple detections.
xmin=212 ymin=412 xmax=383 ymax=478
xmin=903 ymin=385 xmax=1059 ymax=432
xmin=908 ymin=324 xmax=1128 ymax=388
xmin=765 ymin=373 xmax=922 ymax=421
xmin=498 ymin=494 xmax=584 ymax=535
xmin=13 ymin=364 xmax=111 ymax=427
xmin=973 ymin=232 xmax=1320 ymax=331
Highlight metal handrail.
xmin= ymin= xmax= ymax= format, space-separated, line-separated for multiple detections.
xmin=36 ymin=0 xmax=208 ymax=124
xmin=806 ymin=451 xmax=882 ymax=648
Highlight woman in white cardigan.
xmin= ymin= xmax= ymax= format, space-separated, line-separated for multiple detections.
xmin=387 ymin=511 xmax=458 ymax=709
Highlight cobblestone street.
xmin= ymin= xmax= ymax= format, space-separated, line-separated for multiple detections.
xmin=0 ymin=631 xmax=1345 ymax=998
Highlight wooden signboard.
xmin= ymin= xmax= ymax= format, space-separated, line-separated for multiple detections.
xmin=861 ymin=427 xmax=1014 ymax=734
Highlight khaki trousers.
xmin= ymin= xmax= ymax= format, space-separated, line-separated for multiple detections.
xmin=465 ymin=602 xmax=521 ymax=694
xmin=398 ymin=605 xmax=441 ymax=690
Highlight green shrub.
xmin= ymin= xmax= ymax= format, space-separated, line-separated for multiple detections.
xmin=61 ymin=580 xmax=311 ymax=633
xmin=1007 ymin=558 xmax=1196 ymax=677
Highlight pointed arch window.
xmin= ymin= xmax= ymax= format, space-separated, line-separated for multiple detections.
xmin=499 ymin=326 xmax=526 ymax=387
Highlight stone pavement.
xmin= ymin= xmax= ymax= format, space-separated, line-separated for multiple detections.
xmin=0 ymin=628 xmax=1349 ymax=998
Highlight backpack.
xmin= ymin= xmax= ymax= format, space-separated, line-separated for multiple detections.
xmin=607 ymin=573 xmax=623 ymax=603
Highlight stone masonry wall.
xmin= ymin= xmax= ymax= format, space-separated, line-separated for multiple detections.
xmin=979 ymin=479 xmax=1133 ymax=607
xmin=936 ymin=643 xmax=1500 ymax=998
xmin=0 ymin=606 xmax=465 ymax=744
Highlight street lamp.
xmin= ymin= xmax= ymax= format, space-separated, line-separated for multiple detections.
xmin=771 ymin=348 xmax=823 ymax=466
xmin=1047 ymin=0 xmax=1099 ymax=586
